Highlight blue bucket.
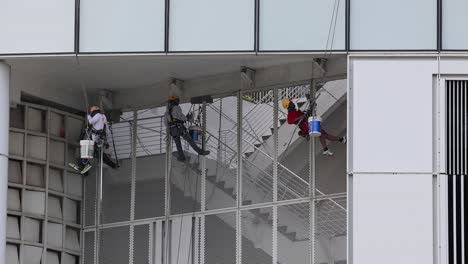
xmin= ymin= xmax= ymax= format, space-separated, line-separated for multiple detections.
xmin=308 ymin=116 xmax=322 ymax=137
xmin=189 ymin=126 xmax=202 ymax=142
xmin=190 ymin=130 xmax=199 ymax=141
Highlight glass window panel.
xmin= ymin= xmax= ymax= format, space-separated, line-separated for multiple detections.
xmin=277 ymin=86 xmax=310 ymax=201
xmin=241 ymin=207 xmax=273 ymax=263
xmin=0 ymin=0 xmax=75 ymax=54
xmin=135 ymin=108 xmax=166 ymax=219
xmin=242 ymin=90 xmax=274 ymax=205
xmin=134 ymin=225 xmax=150 ymax=264
xmin=84 ymin=168 xmax=96 ymax=227
xmin=350 ymin=0 xmax=437 ymax=50
xmin=316 ymin=197 xmax=347 ymax=263
xmin=102 ymin=226 xmax=130 ymax=264
xmin=278 ymin=203 xmax=310 ymax=264
xmin=10 ymin=105 xmax=25 ymax=129
xmin=205 ymin=96 xmax=238 ymax=210
xmin=169 ymin=0 xmax=254 ymax=51
xmin=102 ymin=113 xmax=133 ymax=224
xmin=8 ymin=160 xmax=23 ymax=184
xmin=170 ymin=216 xmax=194 ymax=263
xmin=50 ymin=112 xmax=65 ymax=138
xmin=80 ymin=0 xmax=165 ymax=52
xmin=443 ymin=0 xmax=468 ymax=49
xmin=260 ymin=0 xmax=345 ymax=51
xmin=102 ymin=158 xmax=131 ymax=223
xmin=84 ymin=232 xmax=95 ymax=264
xmin=169 ymin=102 xmax=201 ymax=215
xmin=205 ymin=212 xmax=236 ymax=264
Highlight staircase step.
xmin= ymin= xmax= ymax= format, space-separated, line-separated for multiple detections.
xmin=297 ymin=101 xmax=306 ymax=109
xmin=244 ymin=152 xmax=254 ymax=158
xmin=223 ymin=187 xmax=235 ymax=196
xmin=206 ymin=175 xmax=217 ymax=183
xmin=279 ymin=118 xmax=287 ymax=126
xmin=259 ymin=213 xmax=270 ymax=221
xmin=262 ymin=135 xmax=272 ymax=141
xmin=285 ymin=232 xmax=297 ymax=241
xmin=243 ymin=200 xmax=253 ymax=205
xmin=216 ymin=181 xmax=226 ymax=189
xmin=278 ymin=226 xmax=288 ymax=233
xmin=254 ymin=143 xmax=262 ymax=149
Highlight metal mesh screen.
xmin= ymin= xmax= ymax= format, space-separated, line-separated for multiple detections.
xmin=134 ymin=224 xmax=150 ymax=264
xmin=102 ymin=226 xmax=130 ymax=264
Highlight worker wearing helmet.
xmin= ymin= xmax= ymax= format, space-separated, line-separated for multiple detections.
xmin=282 ymin=98 xmax=346 ymax=156
xmin=165 ymin=96 xmax=210 ymax=161
xmin=69 ymin=106 xmax=118 ymax=174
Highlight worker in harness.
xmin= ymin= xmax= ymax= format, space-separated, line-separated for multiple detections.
xmin=165 ymin=96 xmax=210 ymax=162
xmin=69 ymin=106 xmax=119 ymax=174
xmin=282 ymin=98 xmax=346 ymax=156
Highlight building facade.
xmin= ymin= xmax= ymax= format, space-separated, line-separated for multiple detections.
xmin=0 ymin=0 xmax=466 ymax=263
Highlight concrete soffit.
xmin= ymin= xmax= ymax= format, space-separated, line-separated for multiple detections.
xmin=114 ymin=57 xmax=347 ymax=110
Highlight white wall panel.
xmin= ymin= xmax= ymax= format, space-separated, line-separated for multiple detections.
xmin=350 ymin=0 xmax=437 ymax=50
xmin=260 ymin=0 xmax=345 ymax=51
xmin=351 ymin=58 xmax=436 ymax=172
xmin=169 ymin=0 xmax=254 ymax=51
xmin=0 ymin=0 xmax=75 ymax=54
xmin=352 ymin=173 xmax=433 ymax=264
xmin=80 ymin=0 xmax=165 ymax=52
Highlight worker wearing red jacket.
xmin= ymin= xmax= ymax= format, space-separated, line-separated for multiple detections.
xmin=282 ymin=98 xmax=346 ymax=156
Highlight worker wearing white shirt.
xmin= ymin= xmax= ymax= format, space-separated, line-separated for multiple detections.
xmin=69 ymin=106 xmax=118 ymax=174
xmin=87 ymin=106 xmax=109 ymax=146
xmin=88 ymin=106 xmax=107 ymax=131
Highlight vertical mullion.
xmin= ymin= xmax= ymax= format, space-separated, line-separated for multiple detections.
xmin=310 ymin=78 xmax=316 ymax=264
xmin=272 ymin=88 xmax=278 ymax=264
xmin=236 ymin=91 xmax=242 ymax=264
xmin=447 ymin=80 xmax=454 ymax=264
xmin=447 ymin=81 xmax=451 ymax=175
xmin=464 ymin=81 xmax=468 ymax=264
xmin=456 ymin=81 xmax=459 ymax=175
xmin=164 ymin=119 xmax=171 ymax=264
xmin=199 ymin=101 xmax=207 ymax=264
xmin=463 ymin=81 xmax=467 ymax=264
xmin=164 ymin=0 xmax=170 ymax=52
xmin=129 ymin=111 xmax=137 ymax=264
xmin=456 ymin=175 xmax=462 ymax=264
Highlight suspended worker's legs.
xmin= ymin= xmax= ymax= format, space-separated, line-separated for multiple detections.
xmin=102 ymin=152 xmax=118 ymax=169
xmin=320 ymin=129 xmax=347 ymax=156
xmin=172 ymin=135 xmax=187 ymax=161
xmin=182 ymin=133 xmax=210 ymax=156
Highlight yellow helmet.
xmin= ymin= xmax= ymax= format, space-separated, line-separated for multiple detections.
xmin=281 ymin=98 xmax=291 ymax=109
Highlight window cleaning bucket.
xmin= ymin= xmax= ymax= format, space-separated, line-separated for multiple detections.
xmin=80 ymin=140 xmax=95 ymax=159
xmin=189 ymin=126 xmax=203 ymax=143
xmin=308 ymin=116 xmax=322 ymax=137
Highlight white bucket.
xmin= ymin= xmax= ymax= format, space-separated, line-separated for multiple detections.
xmin=80 ymin=140 xmax=95 ymax=159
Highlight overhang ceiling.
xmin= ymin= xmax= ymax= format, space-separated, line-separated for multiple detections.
xmin=4 ymin=54 xmax=346 ymax=110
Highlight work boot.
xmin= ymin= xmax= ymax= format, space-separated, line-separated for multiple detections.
xmin=340 ymin=136 xmax=347 ymax=144
xmin=322 ymin=149 xmax=334 ymax=156
xmin=69 ymin=163 xmax=80 ymax=172
xmin=81 ymin=164 xmax=93 ymax=175
xmin=201 ymin=150 xmax=210 ymax=156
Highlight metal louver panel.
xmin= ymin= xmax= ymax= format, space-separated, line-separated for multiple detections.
xmin=446 ymin=80 xmax=468 ymax=264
